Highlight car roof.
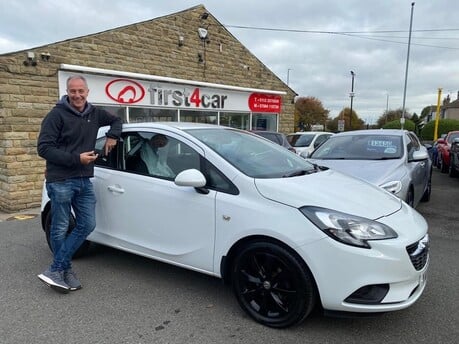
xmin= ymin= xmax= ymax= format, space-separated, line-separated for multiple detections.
xmin=98 ymin=122 xmax=235 ymax=137
xmin=122 ymin=122 xmax=227 ymax=130
xmin=251 ymin=130 xmax=284 ymax=135
xmin=289 ymin=131 xmax=331 ymax=135
xmin=332 ymin=129 xmax=409 ymax=137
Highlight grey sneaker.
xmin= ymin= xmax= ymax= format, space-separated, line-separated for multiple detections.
xmin=64 ymin=269 xmax=82 ymax=291
xmin=37 ymin=268 xmax=70 ymax=294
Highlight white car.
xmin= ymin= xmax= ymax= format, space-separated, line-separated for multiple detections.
xmin=286 ymin=131 xmax=334 ymax=157
xmin=40 ymin=123 xmax=429 ymax=328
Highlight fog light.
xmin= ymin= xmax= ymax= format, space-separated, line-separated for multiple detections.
xmin=344 ymin=284 xmax=389 ymax=304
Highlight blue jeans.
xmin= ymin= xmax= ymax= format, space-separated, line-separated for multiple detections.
xmin=46 ymin=178 xmax=96 ymax=272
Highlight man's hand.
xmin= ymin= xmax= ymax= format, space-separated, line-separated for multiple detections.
xmin=80 ymin=151 xmax=98 ymax=165
xmin=104 ymin=138 xmax=118 ymax=156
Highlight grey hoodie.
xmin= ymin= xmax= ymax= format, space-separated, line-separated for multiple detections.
xmin=37 ymin=96 xmax=122 ymax=182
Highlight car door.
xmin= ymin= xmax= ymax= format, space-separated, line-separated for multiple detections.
xmin=92 ymin=129 xmax=217 ymax=272
xmin=406 ymin=132 xmax=429 ymax=203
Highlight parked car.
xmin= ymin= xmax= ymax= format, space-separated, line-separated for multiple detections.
xmin=286 ymin=131 xmax=333 ymax=157
xmin=40 ymin=123 xmax=429 ymax=328
xmin=250 ymin=130 xmax=296 ymax=153
xmin=436 ymin=131 xmax=459 ymax=173
xmin=307 ymin=129 xmax=432 ymax=208
xmin=448 ymin=137 xmax=459 ymax=177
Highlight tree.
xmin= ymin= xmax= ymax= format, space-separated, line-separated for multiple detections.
xmin=383 ymin=118 xmax=415 ymax=131
xmin=411 ymin=113 xmax=424 ymax=135
xmin=375 ymin=108 xmax=412 ymax=128
xmin=294 ymin=96 xmax=330 ymax=131
xmin=327 ymin=107 xmax=364 ymax=132
xmin=420 ymin=105 xmax=433 ymax=120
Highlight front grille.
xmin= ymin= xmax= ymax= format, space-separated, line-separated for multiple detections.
xmin=406 ymin=234 xmax=429 ymax=271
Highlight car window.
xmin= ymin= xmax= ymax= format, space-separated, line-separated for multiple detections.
xmin=313 ymin=134 xmax=331 ymax=148
xmin=188 ymin=128 xmax=315 ymax=178
xmin=287 ymin=134 xmax=315 ymax=147
xmin=103 ymin=131 xmax=237 ymax=194
xmin=311 ymin=134 xmax=403 ymax=160
xmin=447 ymin=132 xmax=459 ymax=143
xmin=406 ymin=132 xmax=421 ymax=160
xmin=256 ymin=132 xmax=278 ymax=144
xmin=94 ymin=137 xmax=119 ymax=169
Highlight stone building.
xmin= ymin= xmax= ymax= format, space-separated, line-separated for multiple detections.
xmin=441 ymin=92 xmax=459 ymax=120
xmin=0 ymin=5 xmax=296 ymax=212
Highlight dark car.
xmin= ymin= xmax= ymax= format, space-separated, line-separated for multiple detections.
xmin=251 ymin=130 xmax=296 ymax=153
xmin=448 ymin=137 xmax=459 ymax=177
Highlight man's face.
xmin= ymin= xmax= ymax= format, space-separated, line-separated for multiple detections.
xmin=67 ymin=78 xmax=89 ymax=112
xmin=150 ymin=135 xmax=168 ymax=148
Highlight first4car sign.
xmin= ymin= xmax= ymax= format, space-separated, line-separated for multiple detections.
xmin=59 ymin=71 xmax=283 ymax=113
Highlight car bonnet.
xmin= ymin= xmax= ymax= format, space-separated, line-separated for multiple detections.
xmin=254 ymin=169 xmax=401 ymax=219
xmin=306 ymin=158 xmax=405 ymax=186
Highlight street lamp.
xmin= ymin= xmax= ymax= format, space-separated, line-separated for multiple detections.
xmin=287 ymin=68 xmax=292 ymax=86
xmin=349 ymin=71 xmax=355 ymax=129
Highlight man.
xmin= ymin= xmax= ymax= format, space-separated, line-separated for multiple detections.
xmin=139 ymin=134 xmax=175 ymax=177
xmin=37 ymin=75 xmax=122 ymax=293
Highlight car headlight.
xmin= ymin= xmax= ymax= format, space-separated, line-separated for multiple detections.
xmin=380 ymin=180 xmax=402 ymax=194
xmin=300 ymin=206 xmax=397 ymax=248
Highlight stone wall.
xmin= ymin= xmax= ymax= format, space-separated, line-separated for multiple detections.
xmin=0 ymin=5 xmax=296 ymax=212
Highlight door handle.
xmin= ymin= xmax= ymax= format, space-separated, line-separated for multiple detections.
xmin=107 ymin=185 xmax=125 ymax=194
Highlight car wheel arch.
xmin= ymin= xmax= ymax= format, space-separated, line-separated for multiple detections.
xmin=406 ymin=185 xmax=415 ymax=207
xmin=220 ymin=235 xmax=316 ymax=286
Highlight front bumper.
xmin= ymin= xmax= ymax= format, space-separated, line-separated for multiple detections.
xmin=299 ymin=207 xmax=429 ymax=314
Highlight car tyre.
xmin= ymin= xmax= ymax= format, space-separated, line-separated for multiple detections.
xmin=231 ymin=241 xmax=317 ymax=328
xmin=406 ymin=187 xmax=415 ymax=207
xmin=448 ymin=157 xmax=459 ymax=178
xmin=44 ymin=210 xmax=90 ymax=258
xmin=439 ymin=156 xmax=448 ymax=173
xmin=420 ymin=174 xmax=431 ymax=202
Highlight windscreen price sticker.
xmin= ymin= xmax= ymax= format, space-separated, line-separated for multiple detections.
xmin=248 ymin=93 xmax=282 ymax=113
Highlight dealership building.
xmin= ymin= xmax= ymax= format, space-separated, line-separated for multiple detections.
xmin=0 ymin=5 xmax=296 ymax=212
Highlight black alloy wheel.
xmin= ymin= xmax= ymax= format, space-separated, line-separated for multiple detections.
xmin=44 ymin=210 xmax=90 ymax=258
xmin=231 ymin=242 xmax=317 ymax=328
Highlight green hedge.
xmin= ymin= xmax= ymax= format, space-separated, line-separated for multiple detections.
xmin=382 ymin=119 xmax=415 ymax=131
xmin=420 ymin=119 xmax=459 ymax=141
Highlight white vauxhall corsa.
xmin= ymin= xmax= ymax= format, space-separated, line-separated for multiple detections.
xmin=40 ymin=122 xmax=429 ymax=328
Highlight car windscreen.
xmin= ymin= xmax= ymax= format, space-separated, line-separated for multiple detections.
xmin=310 ymin=134 xmax=403 ymax=160
xmin=187 ymin=128 xmax=316 ymax=178
xmin=287 ymin=134 xmax=315 ymax=147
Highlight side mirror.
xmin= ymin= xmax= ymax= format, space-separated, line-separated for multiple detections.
xmin=410 ymin=148 xmax=429 ymax=162
xmin=175 ymin=169 xmax=206 ymax=187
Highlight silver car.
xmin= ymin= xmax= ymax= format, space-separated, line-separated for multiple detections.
xmin=307 ymin=129 xmax=432 ymax=208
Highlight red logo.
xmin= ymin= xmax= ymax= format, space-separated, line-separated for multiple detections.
xmin=105 ymin=79 xmax=145 ymax=104
xmin=248 ymin=93 xmax=282 ymax=113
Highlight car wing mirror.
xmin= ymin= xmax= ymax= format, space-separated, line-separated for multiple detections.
xmin=174 ymin=169 xmax=208 ymax=194
xmin=410 ymin=149 xmax=429 ymax=162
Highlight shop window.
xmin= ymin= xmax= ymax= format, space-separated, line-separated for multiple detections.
xmin=96 ymin=105 xmax=127 ymax=123
xmin=128 ymin=107 xmax=178 ymax=123
xmin=219 ymin=112 xmax=250 ymax=130
xmin=252 ymin=113 xmax=278 ymax=131
xmin=180 ymin=109 xmax=217 ymax=124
